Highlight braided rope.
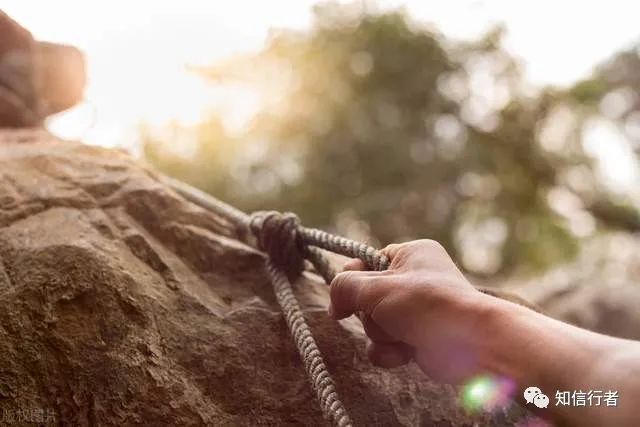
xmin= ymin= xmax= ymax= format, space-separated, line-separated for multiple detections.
xmin=304 ymin=246 xmax=337 ymax=284
xmin=162 ymin=175 xmax=249 ymax=229
xmin=165 ymin=177 xmax=541 ymax=425
xmin=299 ymin=227 xmax=390 ymax=272
xmin=246 ymin=212 xmax=357 ymax=425
xmin=163 ymin=186 xmax=383 ymax=425
xmin=267 ymin=261 xmax=352 ymax=427
xmin=155 ymin=189 xmax=387 ymax=425
xmin=246 ymin=212 xmax=395 ymax=426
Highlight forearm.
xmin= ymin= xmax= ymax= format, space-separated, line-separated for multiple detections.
xmin=330 ymin=240 xmax=640 ymax=425
xmin=476 ymin=295 xmax=639 ymax=426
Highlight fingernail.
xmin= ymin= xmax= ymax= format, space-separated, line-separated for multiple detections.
xmin=327 ymin=304 xmax=334 ymax=318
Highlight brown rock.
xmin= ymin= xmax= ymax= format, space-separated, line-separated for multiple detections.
xmin=0 ymin=10 xmax=39 ymax=126
xmin=0 ymin=12 xmax=85 ymax=127
xmin=36 ymin=41 xmax=86 ymax=116
xmin=513 ymin=233 xmax=640 ymax=341
xmin=0 ymin=130 xmax=528 ymax=425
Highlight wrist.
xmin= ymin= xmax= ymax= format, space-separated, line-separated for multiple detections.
xmin=472 ymin=295 xmax=543 ymax=382
xmin=475 ymin=295 xmax=612 ymax=389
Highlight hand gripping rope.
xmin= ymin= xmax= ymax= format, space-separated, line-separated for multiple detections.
xmin=248 ymin=211 xmax=391 ymax=426
xmin=164 ymin=176 xmax=536 ymax=426
xmin=165 ymin=177 xmax=390 ymax=426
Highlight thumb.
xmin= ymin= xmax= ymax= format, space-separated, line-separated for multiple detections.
xmin=328 ymin=270 xmax=386 ymax=319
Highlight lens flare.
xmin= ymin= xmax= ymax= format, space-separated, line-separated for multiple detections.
xmin=461 ymin=375 xmax=515 ymax=412
xmin=515 ymin=417 xmax=554 ymax=427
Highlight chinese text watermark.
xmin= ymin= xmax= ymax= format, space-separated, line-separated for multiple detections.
xmin=0 ymin=407 xmax=56 ymax=424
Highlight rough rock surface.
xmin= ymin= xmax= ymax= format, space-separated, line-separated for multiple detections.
xmin=0 ymin=130 xmax=526 ymax=425
xmin=513 ymin=233 xmax=640 ymax=341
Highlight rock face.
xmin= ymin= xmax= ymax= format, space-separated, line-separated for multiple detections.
xmin=0 ymin=130 xmax=525 ymax=425
xmin=0 ymin=11 xmax=85 ymax=127
xmin=513 ymin=233 xmax=640 ymax=342
xmin=0 ymin=12 xmax=525 ymax=427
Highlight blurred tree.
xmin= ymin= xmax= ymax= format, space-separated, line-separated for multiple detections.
xmin=556 ymin=44 xmax=640 ymax=232
xmin=145 ymin=2 xmax=637 ymax=276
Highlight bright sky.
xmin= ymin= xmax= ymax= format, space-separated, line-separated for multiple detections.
xmin=3 ymin=0 xmax=640 ymax=194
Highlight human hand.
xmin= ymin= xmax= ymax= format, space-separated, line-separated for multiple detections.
xmin=330 ymin=240 xmax=640 ymax=427
xmin=328 ymin=239 xmax=494 ymax=384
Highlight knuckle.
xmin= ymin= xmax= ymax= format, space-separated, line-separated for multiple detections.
xmin=357 ymin=278 xmax=388 ymax=312
xmin=383 ymin=243 xmax=399 ymax=252
xmin=330 ymin=271 xmax=356 ymax=295
xmin=390 ymin=242 xmax=421 ymax=263
xmin=332 ymin=270 xmax=352 ymax=286
xmin=389 ymin=242 xmax=411 ymax=256
xmin=417 ymin=238 xmax=445 ymax=252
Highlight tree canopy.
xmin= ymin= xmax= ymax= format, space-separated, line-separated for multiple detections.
xmin=144 ymin=3 xmax=640 ymax=276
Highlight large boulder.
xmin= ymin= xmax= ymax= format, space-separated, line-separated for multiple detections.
xmin=0 ymin=11 xmax=85 ymax=127
xmin=0 ymin=130 xmax=526 ymax=425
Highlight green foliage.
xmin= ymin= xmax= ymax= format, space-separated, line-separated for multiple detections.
xmin=568 ymin=78 xmax=609 ymax=105
xmin=145 ymin=3 xmax=640 ymax=275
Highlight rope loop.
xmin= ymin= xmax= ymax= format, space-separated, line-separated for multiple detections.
xmin=248 ymin=210 xmax=391 ymax=427
xmin=249 ymin=210 xmax=390 ymax=284
xmin=249 ymin=211 xmax=305 ymax=281
xmin=166 ymin=182 xmax=542 ymax=427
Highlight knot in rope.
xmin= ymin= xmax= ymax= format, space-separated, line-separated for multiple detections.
xmin=247 ymin=209 xmax=392 ymax=427
xmin=166 ymin=181 xmax=541 ymax=427
xmin=250 ymin=211 xmax=305 ymax=281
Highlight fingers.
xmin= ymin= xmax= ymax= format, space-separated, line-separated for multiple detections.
xmin=381 ymin=243 xmax=402 ymax=261
xmin=343 ymin=258 xmax=366 ymax=272
xmin=328 ymin=271 xmax=366 ymax=319
xmin=382 ymin=239 xmax=456 ymax=272
xmin=328 ymin=270 xmax=386 ymax=320
xmin=359 ymin=313 xmax=395 ymax=343
xmin=361 ymin=314 xmax=413 ymax=368
xmin=366 ymin=341 xmax=412 ymax=368
xmin=334 ymin=259 xmax=368 ymax=320
xmin=381 ymin=242 xmax=413 ymax=269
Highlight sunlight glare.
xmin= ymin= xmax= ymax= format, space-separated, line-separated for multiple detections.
xmin=3 ymin=0 xmax=640 ymax=156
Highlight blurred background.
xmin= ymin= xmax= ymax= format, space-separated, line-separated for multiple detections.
xmin=5 ymin=1 xmax=640 ymax=335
